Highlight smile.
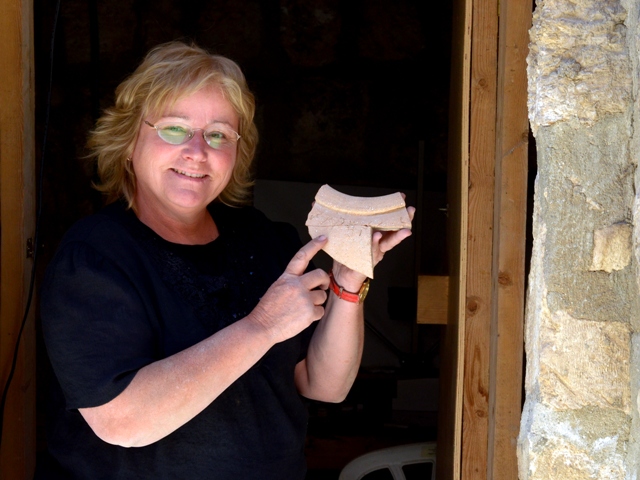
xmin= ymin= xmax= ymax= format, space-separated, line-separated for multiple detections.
xmin=172 ymin=168 xmax=207 ymax=179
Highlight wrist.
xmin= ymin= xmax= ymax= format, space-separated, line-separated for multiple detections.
xmin=243 ymin=308 xmax=280 ymax=346
xmin=330 ymin=265 xmax=367 ymax=293
xmin=329 ymin=270 xmax=370 ymax=305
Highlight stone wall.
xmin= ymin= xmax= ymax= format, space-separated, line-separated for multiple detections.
xmin=518 ymin=0 xmax=640 ymax=478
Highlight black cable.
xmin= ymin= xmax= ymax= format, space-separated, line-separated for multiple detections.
xmin=0 ymin=0 xmax=61 ymax=449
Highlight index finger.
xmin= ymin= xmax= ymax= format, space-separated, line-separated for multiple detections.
xmin=285 ymin=235 xmax=327 ymax=276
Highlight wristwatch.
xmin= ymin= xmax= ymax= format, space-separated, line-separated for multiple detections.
xmin=328 ymin=270 xmax=370 ymax=305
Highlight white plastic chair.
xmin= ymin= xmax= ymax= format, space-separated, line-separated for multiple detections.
xmin=338 ymin=442 xmax=436 ymax=480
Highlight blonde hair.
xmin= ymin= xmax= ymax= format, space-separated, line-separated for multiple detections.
xmin=88 ymin=41 xmax=258 ymax=208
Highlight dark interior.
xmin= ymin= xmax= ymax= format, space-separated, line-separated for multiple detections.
xmin=34 ymin=1 xmax=453 ymax=478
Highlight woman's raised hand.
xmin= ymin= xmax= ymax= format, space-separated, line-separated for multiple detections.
xmin=372 ymin=205 xmax=416 ymax=263
xmin=248 ymin=236 xmax=330 ymax=344
xmin=331 ymin=205 xmax=416 ymax=291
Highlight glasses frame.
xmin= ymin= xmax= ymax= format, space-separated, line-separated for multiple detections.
xmin=144 ymin=120 xmax=241 ymax=149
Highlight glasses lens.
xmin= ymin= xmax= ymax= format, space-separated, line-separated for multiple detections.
xmin=204 ymin=131 xmax=226 ymax=149
xmin=204 ymin=125 xmax=238 ymax=150
xmin=157 ymin=125 xmax=191 ymax=145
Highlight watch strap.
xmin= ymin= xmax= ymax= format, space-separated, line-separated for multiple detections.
xmin=328 ymin=270 xmax=370 ymax=304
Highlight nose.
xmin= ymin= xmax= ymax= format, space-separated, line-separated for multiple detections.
xmin=182 ymin=130 xmax=208 ymax=161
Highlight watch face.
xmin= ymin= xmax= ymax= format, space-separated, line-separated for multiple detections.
xmin=358 ymin=280 xmax=371 ymax=304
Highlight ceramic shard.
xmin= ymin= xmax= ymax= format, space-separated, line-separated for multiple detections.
xmin=305 ymin=185 xmax=411 ymax=278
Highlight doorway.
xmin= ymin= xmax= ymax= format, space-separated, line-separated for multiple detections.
xmin=1 ymin=0 xmax=532 ymax=478
xmin=32 ymin=1 xmax=452 ymax=479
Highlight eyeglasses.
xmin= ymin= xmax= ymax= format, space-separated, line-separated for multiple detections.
xmin=144 ymin=120 xmax=241 ymax=150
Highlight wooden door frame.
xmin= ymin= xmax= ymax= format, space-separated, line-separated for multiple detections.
xmin=0 ymin=0 xmax=532 ymax=478
xmin=0 ymin=0 xmax=37 ymax=479
xmin=437 ymin=0 xmax=531 ymax=479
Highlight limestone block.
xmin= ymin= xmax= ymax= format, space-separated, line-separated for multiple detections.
xmin=589 ymin=222 xmax=632 ymax=273
xmin=527 ymin=437 xmax=625 ymax=479
xmin=527 ymin=0 xmax=632 ymax=134
xmin=539 ymin=310 xmax=631 ymax=412
xmin=305 ymin=185 xmax=411 ymax=278
xmin=519 ymin=402 xmax=630 ymax=479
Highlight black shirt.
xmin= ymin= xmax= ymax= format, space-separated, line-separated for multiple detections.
xmin=39 ymin=201 xmax=314 ymax=479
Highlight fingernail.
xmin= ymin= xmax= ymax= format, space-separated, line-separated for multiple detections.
xmin=316 ymin=235 xmax=327 ymax=241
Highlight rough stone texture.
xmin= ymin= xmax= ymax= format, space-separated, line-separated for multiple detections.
xmin=590 ymin=222 xmax=633 ymax=273
xmin=520 ymin=0 xmax=640 ymax=475
xmin=625 ymin=0 xmax=640 ymax=473
xmin=528 ymin=0 xmax=632 ymax=134
xmin=532 ymin=119 xmax=637 ymax=324
xmin=539 ymin=310 xmax=631 ymax=412
xmin=519 ymin=403 xmax=629 ymax=479
xmin=519 ymin=117 xmax=639 ymax=477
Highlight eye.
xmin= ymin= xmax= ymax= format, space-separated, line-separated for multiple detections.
xmin=164 ymin=125 xmax=188 ymax=134
xmin=205 ymin=130 xmax=227 ymax=141
xmin=158 ymin=125 xmax=190 ymax=144
xmin=204 ymin=130 xmax=229 ymax=149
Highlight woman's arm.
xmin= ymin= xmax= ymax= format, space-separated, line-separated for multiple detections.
xmin=294 ymin=207 xmax=415 ymax=402
xmin=293 ymin=287 xmax=365 ymax=403
xmin=79 ymin=237 xmax=330 ymax=448
xmin=81 ymin=317 xmax=270 ymax=447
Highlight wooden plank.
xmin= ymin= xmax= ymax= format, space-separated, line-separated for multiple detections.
xmin=435 ymin=0 xmax=471 ymax=475
xmin=417 ymin=276 xmax=449 ymax=325
xmin=487 ymin=0 xmax=531 ymax=478
xmin=0 ymin=0 xmax=37 ymax=478
xmin=461 ymin=0 xmax=498 ymax=477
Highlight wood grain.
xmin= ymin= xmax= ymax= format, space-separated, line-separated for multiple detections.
xmin=487 ymin=0 xmax=531 ymax=478
xmin=435 ymin=0 xmax=472 ymax=476
xmin=461 ymin=0 xmax=499 ymax=477
xmin=417 ymin=276 xmax=449 ymax=325
xmin=0 ymin=1 xmax=36 ymax=478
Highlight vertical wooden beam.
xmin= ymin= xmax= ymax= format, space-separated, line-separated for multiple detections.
xmin=0 ymin=0 xmax=37 ymax=478
xmin=487 ymin=0 xmax=531 ymax=478
xmin=462 ymin=0 xmax=498 ymax=477
xmin=439 ymin=0 xmax=529 ymax=477
xmin=436 ymin=0 xmax=471 ymax=476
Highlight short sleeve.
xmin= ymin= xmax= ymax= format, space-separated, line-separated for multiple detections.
xmin=41 ymin=241 xmax=158 ymax=410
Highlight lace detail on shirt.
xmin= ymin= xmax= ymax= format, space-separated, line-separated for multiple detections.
xmin=125 ymin=210 xmax=277 ymax=335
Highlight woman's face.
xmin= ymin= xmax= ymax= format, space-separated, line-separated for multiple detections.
xmin=131 ymin=86 xmax=239 ymax=223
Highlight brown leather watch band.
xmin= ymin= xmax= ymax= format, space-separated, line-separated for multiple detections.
xmin=328 ymin=270 xmax=370 ymax=305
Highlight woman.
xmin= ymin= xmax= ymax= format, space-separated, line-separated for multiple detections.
xmin=39 ymin=41 xmax=414 ymax=479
